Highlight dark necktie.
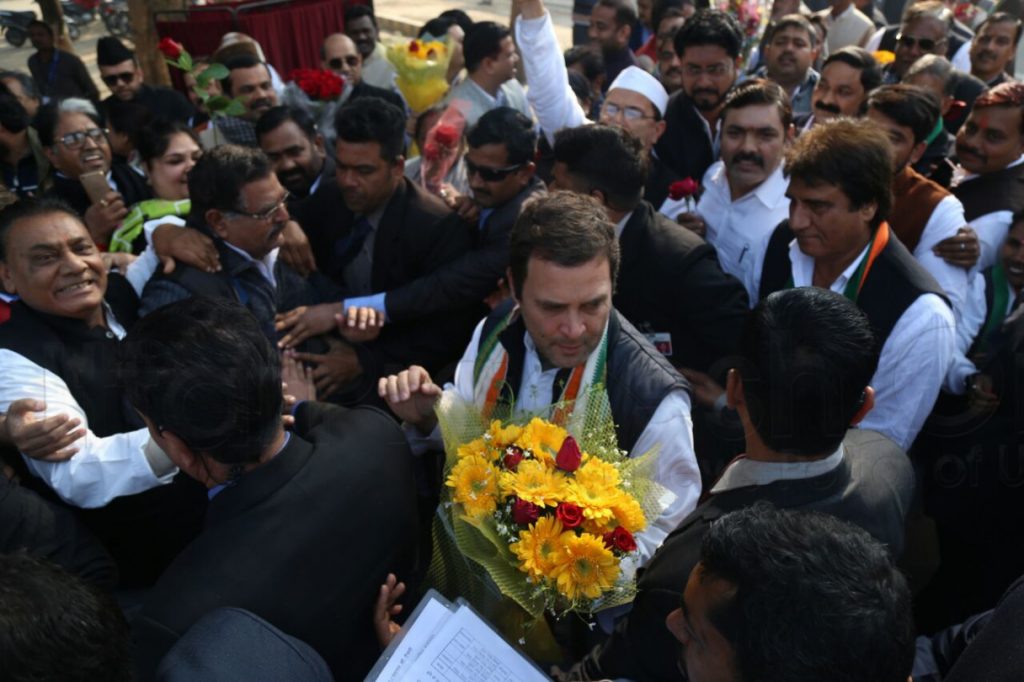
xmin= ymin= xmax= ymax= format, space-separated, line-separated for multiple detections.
xmin=333 ymin=217 xmax=373 ymax=271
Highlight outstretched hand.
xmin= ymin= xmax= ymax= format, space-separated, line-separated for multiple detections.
xmin=377 ymin=365 xmax=442 ymax=432
xmin=275 ymin=303 xmax=344 ymax=349
xmin=3 ymin=399 xmax=85 ymax=462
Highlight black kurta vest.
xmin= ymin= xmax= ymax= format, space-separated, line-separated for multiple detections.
xmin=954 ymin=162 xmax=1024 ymax=223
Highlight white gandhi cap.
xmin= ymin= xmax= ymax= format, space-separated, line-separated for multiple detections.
xmin=607 ymin=66 xmax=669 ymax=117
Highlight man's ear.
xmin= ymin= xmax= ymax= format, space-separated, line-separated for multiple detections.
xmin=849 ymin=386 xmax=875 ymax=426
xmin=784 ymin=122 xmax=796 ymax=144
xmin=205 ymin=208 xmax=230 ymax=240
xmin=591 ymin=187 xmax=609 ymax=209
xmin=651 ymin=119 xmax=667 ymax=144
xmin=909 ymin=140 xmax=928 ymax=166
xmin=506 ymin=266 xmax=520 ymax=304
xmin=616 ymin=23 xmax=632 ymax=46
xmin=858 ymin=200 xmax=879 ymax=226
xmin=725 ymin=368 xmax=743 ymax=410
xmin=314 ymin=133 xmax=326 ymax=157
xmin=391 ymin=155 xmax=405 ymax=179
xmin=0 ymin=260 xmax=16 ymax=296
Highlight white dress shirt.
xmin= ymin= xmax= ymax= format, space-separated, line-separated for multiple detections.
xmin=908 ymin=194 xmax=970 ymax=324
xmin=0 ymin=312 xmax=177 ymax=508
xmin=711 ymin=445 xmax=843 ymax=493
xmin=788 ymin=239 xmax=956 ymax=450
xmin=409 ymin=317 xmax=702 ymax=567
xmin=689 ymin=160 xmax=790 ymax=303
xmin=944 ymin=271 xmax=1017 ymax=393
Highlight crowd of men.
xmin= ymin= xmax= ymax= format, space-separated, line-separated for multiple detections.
xmin=0 ymin=0 xmax=1022 ymax=679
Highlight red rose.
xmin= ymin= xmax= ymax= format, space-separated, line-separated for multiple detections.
xmin=555 ymin=436 xmax=582 ymax=472
xmin=422 ymin=142 xmax=441 ymax=162
xmin=603 ymin=526 xmax=638 ymax=553
xmin=511 ymin=497 xmax=541 ymax=525
xmin=433 ymin=123 xmax=459 ymax=147
xmin=668 ymin=177 xmax=700 ymax=201
xmin=408 ymin=40 xmax=421 ymax=53
xmin=503 ymin=446 xmax=525 ymax=471
xmin=556 ymin=502 xmax=583 ymax=529
xmin=157 ymin=37 xmax=183 ymax=60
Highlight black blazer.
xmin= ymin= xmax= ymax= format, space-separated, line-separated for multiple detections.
xmin=614 ymin=201 xmax=750 ymax=372
xmin=131 ymin=402 xmax=420 ymax=681
xmin=654 ymin=92 xmax=717 ymax=184
xmin=577 ymin=429 xmax=915 ymax=682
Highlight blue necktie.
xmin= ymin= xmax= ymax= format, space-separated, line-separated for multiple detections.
xmin=333 ymin=217 xmax=373 ymax=270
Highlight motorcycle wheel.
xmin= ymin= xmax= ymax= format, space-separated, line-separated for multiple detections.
xmin=4 ymin=28 xmax=27 ymax=48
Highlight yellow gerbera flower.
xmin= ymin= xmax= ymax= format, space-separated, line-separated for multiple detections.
xmin=510 ymin=516 xmax=564 ymax=580
xmin=520 ymin=418 xmax=568 ymax=466
xmin=487 ymin=420 xmax=523 ymax=448
xmin=550 ymin=532 xmax=620 ymax=600
xmin=565 ymin=458 xmax=622 ymax=524
xmin=446 ymin=455 xmax=499 ymax=517
xmin=610 ymin=494 xmax=646 ymax=532
xmin=499 ymin=459 xmax=566 ymax=506
xmin=456 ymin=437 xmax=490 ymax=461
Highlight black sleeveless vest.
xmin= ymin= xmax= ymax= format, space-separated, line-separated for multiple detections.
xmin=758 ymin=221 xmax=949 ymax=347
xmin=954 ymin=162 xmax=1024 ymax=223
xmin=479 ymin=300 xmax=691 ymax=453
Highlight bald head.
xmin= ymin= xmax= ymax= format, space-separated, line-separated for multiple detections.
xmin=322 ymin=33 xmax=362 ymax=83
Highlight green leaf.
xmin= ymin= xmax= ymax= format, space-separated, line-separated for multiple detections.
xmin=205 ymin=95 xmax=231 ymax=110
xmin=221 ymin=99 xmax=247 ymax=117
xmin=202 ymin=63 xmax=229 ymax=81
xmin=179 ymin=52 xmax=193 ymax=72
xmin=164 ymin=57 xmax=182 ymax=72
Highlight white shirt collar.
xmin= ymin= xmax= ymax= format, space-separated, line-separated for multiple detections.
xmin=711 ymin=444 xmax=844 ymax=493
xmin=614 ymin=210 xmax=635 ymax=239
xmin=789 ymin=237 xmax=871 ymax=292
xmin=222 ymin=242 xmax=280 ymax=289
xmin=955 ymin=153 xmax=1024 ymax=185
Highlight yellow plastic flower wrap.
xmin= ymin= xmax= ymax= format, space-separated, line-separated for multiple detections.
xmin=429 ymin=385 xmax=669 ymax=658
xmin=386 ymin=38 xmax=451 ymax=113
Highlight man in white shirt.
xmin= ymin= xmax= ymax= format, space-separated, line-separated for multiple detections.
xmin=676 ymin=79 xmax=793 ymax=302
xmin=817 ymin=0 xmax=875 ymax=53
xmin=755 ymin=118 xmax=956 ymax=451
xmin=378 ymin=191 xmax=701 ymax=567
xmin=344 ymin=5 xmax=396 ymax=90
xmin=444 ymin=22 xmax=531 ymax=128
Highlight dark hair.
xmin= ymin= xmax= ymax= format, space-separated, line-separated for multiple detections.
xmin=255 ymin=105 xmax=318 ymax=143
xmin=652 ymin=0 xmax=687 ymax=40
xmin=28 ymin=20 xmax=53 ymax=38
xmin=344 ymin=4 xmax=377 ymax=28
xmin=738 ymin=288 xmax=879 ymax=456
xmin=902 ymin=0 xmax=952 ymax=29
xmin=785 ymin=118 xmax=893 ymax=229
xmin=438 ymin=9 xmax=474 ymax=34
xmin=867 ymin=84 xmax=940 ymax=145
xmin=822 ymin=47 xmax=883 ymax=95
xmin=419 ymin=17 xmax=456 ymax=39
xmin=0 ymin=197 xmax=81 ymax=261
xmin=222 ymin=54 xmax=266 ymax=96
xmin=0 ymin=71 xmax=40 ymax=101
xmin=509 ymin=191 xmax=620 ymax=299
xmin=34 ymin=100 xmax=104 ymax=148
xmin=136 ymin=118 xmax=201 ymax=164
xmin=765 ymin=13 xmax=818 ymax=47
xmin=463 ymin=21 xmax=512 ymax=73
xmin=722 ymin=78 xmax=793 ymax=130
xmin=674 ymin=9 xmax=744 ymax=60
xmin=905 ymin=55 xmax=955 ymax=96
xmin=121 ymin=297 xmax=282 ymax=466
xmin=0 ymin=92 xmax=29 ymax=134
xmin=467 ymin=107 xmax=537 ymax=166
xmin=699 ymin=504 xmax=915 ymax=682
xmin=0 ymin=553 xmax=131 ymax=682
xmin=334 ymin=97 xmax=406 ymax=162
xmin=564 ymin=45 xmax=606 ymax=82
xmin=102 ymin=98 xmax=151 ymax=147
xmin=596 ymin=0 xmax=639 ymax=28
xmin=553 ymin=124 xmax=647 ymax=212
xmin=188 ymin=144 xmax=273 ymax=218
xmin=978 ymin=11 xmax=1023 ymax=45
xmin=568 ymin=71 xmax=593 ymax=104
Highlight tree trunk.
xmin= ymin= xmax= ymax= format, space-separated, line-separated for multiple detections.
xmin=128 ymin=0 xmax=189 ymax=87
xmin=35 ymin=0 xmax=73 ymax=52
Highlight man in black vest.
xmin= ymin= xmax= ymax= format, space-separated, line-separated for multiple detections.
xmin=567 ymin=287 xmax=915 ymax=682
xmin=756 ymin=117 xmax=955 ymax=452
xmin=379 ymin=191 xmax=701 ymax=567
xmin=951 ymin=82 xmax=1024 ymax=271
xmin=550 ymin=123 xmax=749 ymax=373
xmin=123 ymin=298 xmax=419 ymax=680
xmin=0 ymin=199 xmax=206 ymax=586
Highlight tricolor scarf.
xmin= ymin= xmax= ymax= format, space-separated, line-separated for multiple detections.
xmin=472 ymin=306 xmax=610 ymax=431
xmin=786 ymin=222 xmax=891 ymax=301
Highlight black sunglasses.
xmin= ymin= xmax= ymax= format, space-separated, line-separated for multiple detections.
xmin=896 ymin=32 xmax=944 ymax=52
xmin=465 ymin=158 xmax=523 ymax=182
xmin=101 ymin=72 xmax=135 ymax=86
xmin=328 ymin=56 xmax=361 ymax=70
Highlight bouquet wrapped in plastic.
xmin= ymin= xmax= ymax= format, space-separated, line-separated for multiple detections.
xmin=281 ymin=68 xmax=350 ymax=146
xmin=386 ymin=38 xmax=452 ymax=113
xmin=420 ymin=108 xmax=466 ymax=195
xmin=430 ymin=387 xmax=668 ymax=626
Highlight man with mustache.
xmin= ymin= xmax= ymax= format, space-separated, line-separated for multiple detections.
xmin=756 ymin=14 xmax=820 ymax=118
xmin=653 ymin=9 xmax=687 ymax=94
xmin=203 ymin=55 xmax=279 ymax=148
xmin=968 ymin=12 xmax=1021 ymax=88
xmin=255 ymin=106 xmax=330 ymax=203
xmin=800 ymin=46 xmax=882 ymax=130
xmin=951 ymin=83 xmax=1024 ymax=271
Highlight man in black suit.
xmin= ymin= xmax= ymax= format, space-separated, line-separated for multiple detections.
xmin=321 ymin=33 xmax=406 ymax=111
xmin=550 ymin=123 xmax=749 ymax=373
xmin=123 ymin=297 xmax=420 ymax=680
xmin=279 ymin=98 xmax=478 ymax=401
xmin=566 ymin=287 xmax=915 ymax=682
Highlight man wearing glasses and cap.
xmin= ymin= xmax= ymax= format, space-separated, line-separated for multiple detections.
xmin=96 ymin=37 xmax=195 ymax=125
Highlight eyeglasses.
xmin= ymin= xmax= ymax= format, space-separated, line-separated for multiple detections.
xmin=58 ymin=128 xmax=108 ymax=150
xmin=228 ymin=192 xmax=291 ymax=222
xmin=683 ymin=63 xmax=731 ymax=77
xmin=101 ymin=72 xmax=135 ymax=87
xmin=896 ymin=32 xmax=945 ymax=51
xmin=328 ymin=56 xmax=360 ymax=70
xmin=602 ymin=102 xmax=657 ymax=122
xmin=465 ymin=159 xmax=523 ymax=182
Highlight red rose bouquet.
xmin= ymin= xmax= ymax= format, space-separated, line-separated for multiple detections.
xmin=281 ymin=69 xmax=351 ymax=149
xmin=420 ymin=109 xmax=466 ymax=195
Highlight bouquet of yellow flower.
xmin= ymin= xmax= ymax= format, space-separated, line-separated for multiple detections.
xmin=386 ymin=37 xmax=452 ymax=113
xmin=433 ymin=391 xmax=666 ymax=620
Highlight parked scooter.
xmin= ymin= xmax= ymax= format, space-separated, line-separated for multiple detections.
xmin=61 ymin=0 xmax=100 ymax=28
xmin=0 ymin=9 xmax=35 ymax=48
xmin=101 ymin=0 xmax=130 ymax=38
